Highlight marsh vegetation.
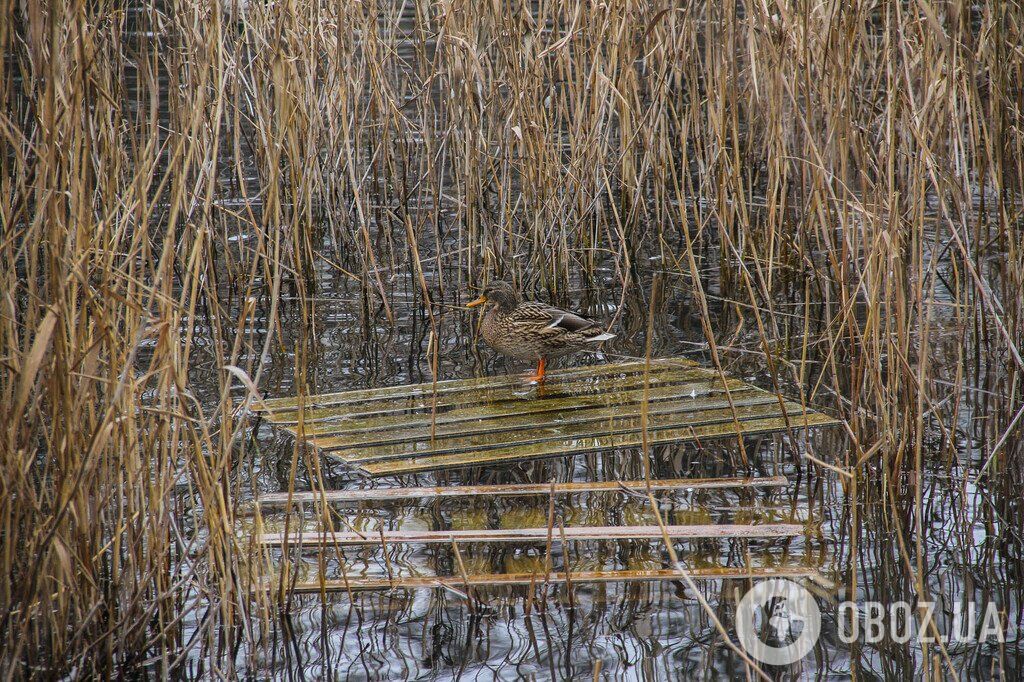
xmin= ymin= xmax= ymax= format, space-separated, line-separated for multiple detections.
xmin=2 ymin=0 xmax=1023 ymax=677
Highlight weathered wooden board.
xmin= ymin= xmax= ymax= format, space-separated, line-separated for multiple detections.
xmin=278 ymin=566 xmax=824 ymax=593
xmin=256 ymin=475 xmax=788 ymax=505
xmin=251 ymin=359 xmax=839 ymax=476
xmin=258 ymin=523 xmax=805 ymax=547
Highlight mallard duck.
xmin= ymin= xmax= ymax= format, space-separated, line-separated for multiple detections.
xmin=466 ymin=280 xmax=615 ymax=382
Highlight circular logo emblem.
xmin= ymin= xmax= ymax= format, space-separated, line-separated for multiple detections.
xmin=736 ymin=579 xmax=821 ymax=665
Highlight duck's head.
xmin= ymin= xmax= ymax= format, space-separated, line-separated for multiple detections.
xmin=466 ymin=280 xmax=519 ymax=313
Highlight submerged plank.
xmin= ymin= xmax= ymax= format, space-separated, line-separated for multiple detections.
xmin=256 ymin=475 xmax=789 ymax=505
xmin=258 ymin=523 xmax=805 ymax=547
xmin=281 ymin=566 xmax=823 ymax=592
xmin=359 ymin=412 xmax=837 ymax=475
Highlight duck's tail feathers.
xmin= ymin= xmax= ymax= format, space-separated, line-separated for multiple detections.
xmin=586 ymin=332 xmax=616 ymax=342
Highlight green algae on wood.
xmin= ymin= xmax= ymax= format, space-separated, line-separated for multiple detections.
xmin=358 ymin=412 xmax=838 ymax=476
xmin=280 ymin=375 xmax=748 ymax=434
xmin=249 ymin=359 xmax=841 ymax=476
xmin=321 ymin=397 xmax=786 ymax=457
xmin=266 ymin=367 xmax=731 ymax=426
xmin=258 ymin=359 xmax=699 ymax=412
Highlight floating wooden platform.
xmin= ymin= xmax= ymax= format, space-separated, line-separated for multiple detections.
xmin=257 ymin=475 xmax=788 ymax=505
xmin=253 ymin=359 xmax=839 ymax=476
xmin=278 ymin=565 xmax=824 ymax=593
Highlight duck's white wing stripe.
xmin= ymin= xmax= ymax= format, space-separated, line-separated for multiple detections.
xmin=545 ymin=314 xmax=566 ymax=330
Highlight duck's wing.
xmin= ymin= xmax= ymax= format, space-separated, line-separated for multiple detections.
xmin=507 ymin=302 xmax=614 ymax=342
xmin=506 ymin=302 xmax=597 ymax=331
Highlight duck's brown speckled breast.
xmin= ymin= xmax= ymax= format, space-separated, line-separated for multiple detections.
xmin=481 ymin=310 xmax=542 ymax=361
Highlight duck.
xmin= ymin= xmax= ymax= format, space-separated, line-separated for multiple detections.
xmin=466 ymin=280 xmax=615 ymax=382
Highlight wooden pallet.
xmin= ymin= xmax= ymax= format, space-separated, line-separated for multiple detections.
xmin=252 ymin=359 xmax=839 ymax=476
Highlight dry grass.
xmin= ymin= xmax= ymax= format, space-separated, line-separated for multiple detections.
xmin=1 ymin=0 xmax=1022 ymax=677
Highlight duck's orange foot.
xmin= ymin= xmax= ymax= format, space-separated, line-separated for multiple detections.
xmin=524 ymin=357 xmax=547 ymax=384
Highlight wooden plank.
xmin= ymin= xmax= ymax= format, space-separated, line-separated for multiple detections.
xmin=257 ymin=359 xmax=698 ymax=412
xmin=331 ymin=400 xmax=819 ymax=463
xmin=251 ymin=359 xmax=841 ymax=476
xmin=258 ymin=523 xmax=805 ymax=547
xmin=267 ymin=367 xmax=729 ymax=425
xmin=306 ymin=392 xmax=775 ymax=451
xmin=280 ymin=566 xmax=823 ymax=592
xmin=359 ymin=412 xmax=838 ymax=475
xmin=256 ymin=475 xmax=789 ymax=505
xmin=279 ymin=375 xmax=748 ymax=434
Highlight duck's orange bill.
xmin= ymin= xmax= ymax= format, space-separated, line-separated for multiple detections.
xmin=466 ymin=295 xmax=487 ymax=308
